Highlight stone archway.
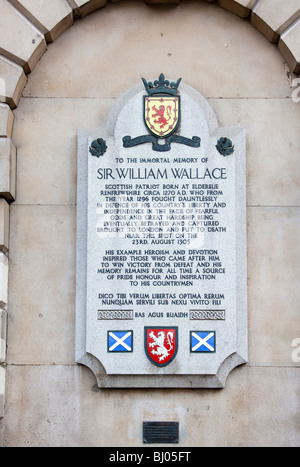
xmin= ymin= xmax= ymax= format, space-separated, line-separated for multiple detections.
xmin=0 ymin=0 xmax=300 ymax=440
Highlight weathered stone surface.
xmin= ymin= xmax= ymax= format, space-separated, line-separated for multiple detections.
xmin=0 ymin=253 xmax=8 ymax=309
xmin=67 ymin=0 xmax=108 ymax=17
xmin=279 ymin=20 xmax=300 ymax=74
xmin=251 ymin=0 xmax=300 ymax=43
xmin=0 ymin=366 xmax=5 ymax=419
xmin=9 ymin=0 xmax=74 ymax=43
xmin=7 ymin=205 xmax=76 ymax=364
xmin=145 ymin=0 xmax=180 ymax=4
xmin=0 ymin=56 xmax=26 ymax=109
xmin=247 ymin=207 xmax=300 ymax=366
xmin=0 ymin=103 xmax=14 ymax=138
xmin=0 ymin=199 xmax=9 ymax=254
xmin=0 ymin=0 xmax=46 ymax=73
xmin=211 ymin=98 xmax=300 ymax=207
xmin=0 ymin=138 xmax=16 ymax=202
xmin=11 ymin=97 xmax=112 ymax=205
xmin=0 ymin=309 xmax=7 ymax=362
xmin=22 ymin=1 xmax=291 ymax=99
xmin=3 ymin=365 xmax=300 ymax=446
xmin=217 ymin=0 xmax=256 ymax=18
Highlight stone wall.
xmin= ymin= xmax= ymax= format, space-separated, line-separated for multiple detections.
xmin=0 ymin=0 xmax=300 ymax=447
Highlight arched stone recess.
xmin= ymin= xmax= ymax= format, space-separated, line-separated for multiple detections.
xmin=0 ymin=0 xmax=299 ymax=416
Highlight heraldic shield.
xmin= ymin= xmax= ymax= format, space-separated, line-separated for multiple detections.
xmin=144 ymin=96 xmax=180 ymax=139
xmin=145 ymin=327 xmax=178 ymax=367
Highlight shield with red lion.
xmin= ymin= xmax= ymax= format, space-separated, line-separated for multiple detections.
xmin=145 ymin=327 xmax=178 ymax=367
xmin=144 ymin=96 xmax=180 ymax=138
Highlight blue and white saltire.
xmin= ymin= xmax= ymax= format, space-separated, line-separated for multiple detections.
xmin=108 ymin=331 xmax=133 ymax=353
xmin=191 ymin=331 xmax=216 ymax=353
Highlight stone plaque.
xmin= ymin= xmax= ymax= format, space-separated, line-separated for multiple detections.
xmin=76 ymin=74 xmax=247 ymax=388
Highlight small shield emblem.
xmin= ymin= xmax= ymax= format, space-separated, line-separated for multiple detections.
xmin=145 ymin=327 xmax=178 ymax=367
xmin=144 ymin=96 xmax=180 ymax=138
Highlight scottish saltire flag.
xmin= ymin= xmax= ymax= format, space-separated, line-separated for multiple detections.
xmin=191 ymin=331 xmax=216 ymax=353
xmin=108 ymin=331 xmax=133 ymax=353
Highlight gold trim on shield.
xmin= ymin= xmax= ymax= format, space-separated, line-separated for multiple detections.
xmin=144 ymin=96 xmax=180 ymax=138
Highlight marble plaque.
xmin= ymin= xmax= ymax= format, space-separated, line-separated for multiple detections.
xmin=76 ymin=75 xmax=247 ymax=388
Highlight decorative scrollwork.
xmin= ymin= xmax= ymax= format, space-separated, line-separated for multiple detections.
xmin=123 ymin=134 xmax=200 ymax=152
xmin=216 ymin=137 xmax=234 ymax=156
xmin=89 ymin=138 xmax=107 ymax=158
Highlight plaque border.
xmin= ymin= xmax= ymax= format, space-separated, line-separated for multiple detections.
xmin=75 ymin=82 xmax=248 ymax=389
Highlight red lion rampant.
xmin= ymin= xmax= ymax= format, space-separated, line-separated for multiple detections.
xmin=151 ymin=105 xmax=172 ymax=129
